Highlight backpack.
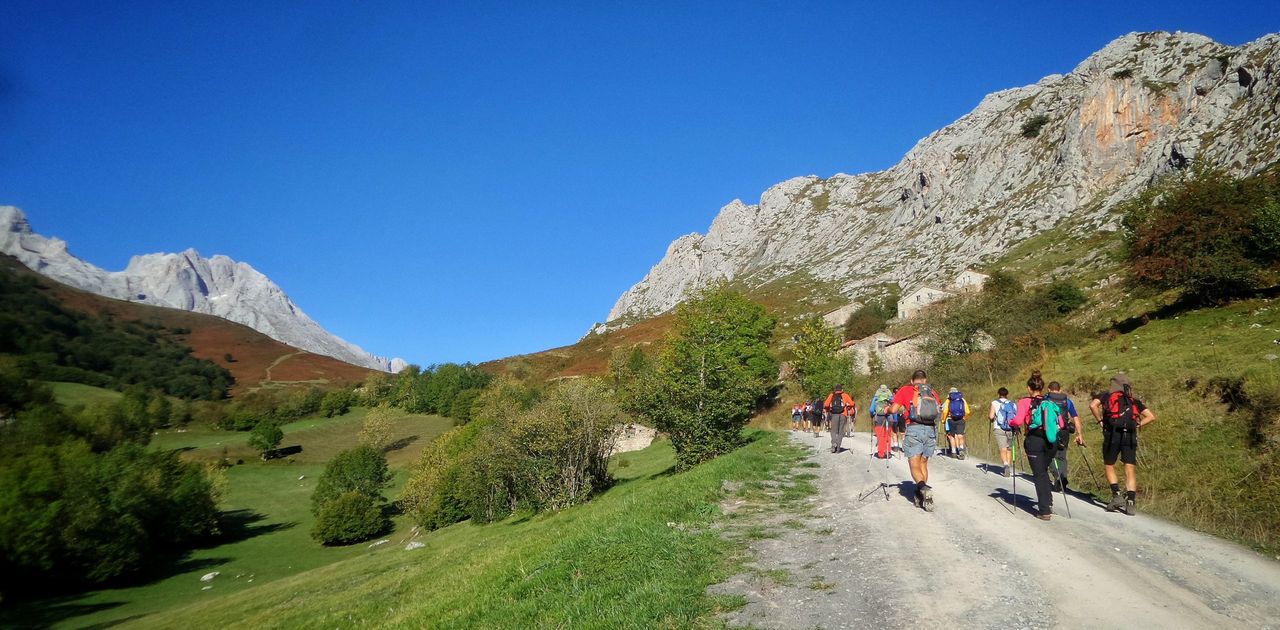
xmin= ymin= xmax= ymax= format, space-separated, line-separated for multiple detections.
xmin=1046 ymin=392 xmax=1074 ymax=448
xmin=911 ymin=384 xmax=941 ymax=424
xmin=873 ymin=390 xmax=892 ymax=416
xmin=947 ymin=391 xmax=966 ymax=419
xmin=1028 ymin=396 xmax=1061 ymax=446
xmin=1103 ymin=389 xmax=1139 ymax=432
xmin=829 ymin=392 xmax=846 ymax=415
xmin=995 ymin=399 xmax=1017 ymax=431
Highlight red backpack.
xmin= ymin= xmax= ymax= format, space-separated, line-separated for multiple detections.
xmin=1103 ymin=390 xmax=1139 ymax=432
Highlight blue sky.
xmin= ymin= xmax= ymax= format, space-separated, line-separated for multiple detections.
xmin=2 ymin=2 xmax=1278 ymax=365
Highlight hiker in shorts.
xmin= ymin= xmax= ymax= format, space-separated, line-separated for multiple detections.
xmin=892 ymin=382 xmax=908 ymax=452
xmin=989 ymin=387 xmax=1016 ymax=477
xmin=1089 ymin=374 xmax=1156 ymax=516
xmin=888 ymin=370 xmax=943 ymax=511
xmin=1046 ymin=381 xmax=1086 ymax=491
xmin=791 ymin=404 xmax=803 ymax=432
xmin=807 ymin=399 xmax=824 ymax=438
xmin=825 ymin=385 xmax=857 ymax=453
xmin=1009 ymin=371 xmax=1064 ymax=521
xmin=944 ymin=387 xmax=970 ymax=459
xmin=868 ymin=384 xmax=894 ymax=459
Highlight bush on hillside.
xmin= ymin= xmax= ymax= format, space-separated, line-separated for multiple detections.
xmin=311 ymin=445 xmax=391 ymax=513
xmin=358 ymin=405 xmax=396 ymax=450
xmin=319 ymin=388 xmax=355 ymax=417
xmin=311 ymin=491 xmax=388 ymax=546
xmin=792 ymin=316 xmax=855 ymax=398
xmin=403 ymin=378 xmax=621 ymax=529
xmin=1020 ymin=114 xmax=1050 ymax=138
xmin=842 ymin=286 xmax=900 ymax=341
xmin=1123 ymin=168 xmax=1280 ymax=303
xmin=620 ymin=285 xmax=777 ymax=470
xmin=247 ymin=420 xmax=283 ymax=455
xmin=0 ymin=377 xmax=221 ymax=589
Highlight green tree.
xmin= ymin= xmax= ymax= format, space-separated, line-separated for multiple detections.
xmin=623 ymin=286 xmax=777 ymax=470
xmin=247 ymin=420 xmax=283 ymax=455
xmin=310 ymin=491 xmax=387 ymax=545
xmin=792 ymin=317 xmax=854 ymax=398
xmin=358 ymin=405 xmax=397 ymax=451
xmin=319 ymin=389 xmax=353 ymax=418
xmin=1123 ymin=168 xmax=1280 ymax=303
xmin=311 ymin=445 xmax=391 ymax=512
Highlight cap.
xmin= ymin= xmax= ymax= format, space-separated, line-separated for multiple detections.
xmin=1110 ymin=373 xmax=1132 ymax=392
xmin=949 ymin=387 xmax=959 ymax=393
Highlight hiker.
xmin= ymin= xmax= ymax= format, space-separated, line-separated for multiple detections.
xmin=1009 ymin=371 xmax=1064 ymax=521
xmin=892 ymin=382 xmax=908 ymax=452
xmin=989 ymin=387 xmax=1016 ymax=477
xmin=888 ymin=370 xmax=943 ymax=511
xmin=825 ymin=385 xmax=857 ymax=453
xmin=1089 ymin=374 xmax=1156 ymax=516
xmin=868 ymin=384 xmax=894 ymax=459
xmin=808 ymin=398 xmax=824 ymax=438
xmin=944 ymin=387 xmax=970 ymax=459
xmin=791 ymin=404 xmax=803 ymax=432
xmin=1046 ymin=381 xmax=1086 ymax=491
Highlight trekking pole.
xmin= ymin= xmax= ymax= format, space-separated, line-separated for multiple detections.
xmin=1077 ymin=443 xmax=1101 ymax=489
xmin=1011 ymin=432 xmax=1018 ymax=511
xmin=1053 ymin=457 xmax=1071 ymax=518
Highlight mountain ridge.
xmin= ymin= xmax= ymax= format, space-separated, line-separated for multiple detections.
xmin=0 ymin=206 xmax=406 ymax=372
xmin=603 ymin=30 xmax=1280 ymax=326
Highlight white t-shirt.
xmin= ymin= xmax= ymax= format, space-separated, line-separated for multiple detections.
xmin=990 ymin=398 xmax=1011 ymax=422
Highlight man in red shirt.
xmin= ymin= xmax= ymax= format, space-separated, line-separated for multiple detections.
xmin=888 ymin=370 xmax=943 ymax=511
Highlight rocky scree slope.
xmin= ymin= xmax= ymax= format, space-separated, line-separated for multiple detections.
xmin=606 ymin=31 xmax=1280 ymax=326
xmin=0 ymin=206 xmax=406 ymax=372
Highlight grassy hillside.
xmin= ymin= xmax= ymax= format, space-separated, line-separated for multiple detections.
xmin=1 ymin=406 xmax=456 ymax=628
xmin=1 ymin=254 xmax=374 ymax=395
xmin=8 ymin=430 xmax=807 ymax=628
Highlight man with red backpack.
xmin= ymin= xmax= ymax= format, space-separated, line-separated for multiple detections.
xmin=1089 ymin=374 xmax=1156 ymax=515
xmin=824 ymin=385 xmax=857 ymax=454
xmin=888 ymin=370 xmax=943 ymax=511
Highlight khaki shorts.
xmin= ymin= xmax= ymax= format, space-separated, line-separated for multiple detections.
xmin=993 ymin=426 xmax=1013 ymax=450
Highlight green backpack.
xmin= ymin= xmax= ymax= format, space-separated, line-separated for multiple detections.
xmin=1029 ymin=396 xmax=1061 ymax=445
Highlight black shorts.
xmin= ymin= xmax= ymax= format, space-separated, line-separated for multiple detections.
xmin=1102 ymin=430 xmax=1138 ymax=465
xmin=947 ymin=418 xmax=966 ymax=435
xmin=894 ymin=417 xmax=906 ymax=432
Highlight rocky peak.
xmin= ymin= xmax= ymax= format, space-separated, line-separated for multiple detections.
xmin=0 ymin=206 xmax=404 ymax=372
xmin=603 ymin=31 xmax=1280 ymax=326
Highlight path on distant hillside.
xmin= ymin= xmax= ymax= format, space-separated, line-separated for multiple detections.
xmin=711 ymin=431 xmax=1280 ymax=629
xmin=263 ymin=350 xmax=305 ymax=382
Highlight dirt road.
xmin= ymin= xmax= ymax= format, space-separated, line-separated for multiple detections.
xmin=712 ymin=430 xmax=1280 ymax=629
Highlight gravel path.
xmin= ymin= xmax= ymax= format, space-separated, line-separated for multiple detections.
xmin=711 ymin=430 xmax=1280 ymax=629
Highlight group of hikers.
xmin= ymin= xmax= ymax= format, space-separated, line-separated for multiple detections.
xmin=789 ymin=369 xmax=1156 ymax=520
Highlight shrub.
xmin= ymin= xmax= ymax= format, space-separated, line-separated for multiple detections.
xmin=1020 ymin=114 xmax=1050 ymax=138
xmin=311 ymin=445 xmax=391 ymax=512
xmin=1045 ymin=280 xmax=1088 ymax=314
xmin=1111 ymin=68 xmax=1134 ymax=79
xmin=792 ymin=317 xmax=855 ymax=398
xmin=621 ymin=285 xmax=777 ymax=470
xmin=358 ymin=405 xmax=396 ymax=450
xmin=319 ymin=389 xmax=354 ymax=417
xmin=310 ymin=491 xmax=387 ymax=545
xmin=1122 ymin=168 xmax=1280 ymax=303
xmin=841 ymin=286 xmax=899 ymax=341
xmin=247 ymin=420 xmax=283 ymax=455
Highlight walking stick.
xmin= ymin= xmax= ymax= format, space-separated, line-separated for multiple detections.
xmin=1011 ymin=431 xmax=1018 ymax=511
xmin=1052 ymin=456 xmax=1071 ymax=518
xmin=1077 ymin=443 xmax=1101 ymax=488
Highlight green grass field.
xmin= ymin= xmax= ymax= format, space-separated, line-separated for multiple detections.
xmin=46 ymin=381 xmax=123 ymax=407
xmin=2 ymin=407 xmax=456 ymax=628
xmin=10 ymin=431 xmax=806 ymax=629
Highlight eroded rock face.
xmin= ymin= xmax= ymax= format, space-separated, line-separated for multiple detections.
xmin=0 ymin=206 xmax=404 ymax=372
xmin=606 ymin=31 xmax=1280 ymax=326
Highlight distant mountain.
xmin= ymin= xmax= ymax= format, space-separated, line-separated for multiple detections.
xmin=0 ymin=206 xmax=406 ymax=372
xmin=604 ymin=31 xmax=1280 ymax=326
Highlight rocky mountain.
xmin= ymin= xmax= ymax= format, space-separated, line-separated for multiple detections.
xmin=605 ymin=31 xmax=1280 ymax=326
xmin=0 ymin=206 xmax=406 ymax=372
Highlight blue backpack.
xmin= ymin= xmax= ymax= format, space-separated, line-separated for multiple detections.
xmin=995 ymin=399 xmax=1016 ymax=431
xmin=948 ymin=391 xmax=966 ymax=419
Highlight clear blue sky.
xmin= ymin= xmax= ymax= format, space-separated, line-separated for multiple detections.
xmin=2 ymin=2 xmax=1277 ymax=365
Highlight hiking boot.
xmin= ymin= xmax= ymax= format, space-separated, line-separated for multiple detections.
xmin=958 ymin=450 xmax=966 ymax=460
xmin=920 ymin=485 xmax=935 ymax=512
xmin=1002 ymin=465 xmax=1012 ymax=478
xmin=1124 ymin=498 xmax=1136 ymax=516
xmin=1036 ymin=514 xmax=1052 ymax=521
xmin=912 ymin=488 xmax=923 ymax=508
xmin=831 ymin=447 xmax=838 ymax=454
xmin=1105 ymin=492 xmax=1125 ymax=512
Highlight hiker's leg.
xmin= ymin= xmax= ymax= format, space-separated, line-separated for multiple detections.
xmin=1026 ymin=437 xmax=1054 ymax=515
xmin=1123 ymin=464 xmax=1137 ymax=492
xmin=831 ymin=415 xmax=845 ymax=451
xmin=908 ymin=456 xmax=925 ymax=483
